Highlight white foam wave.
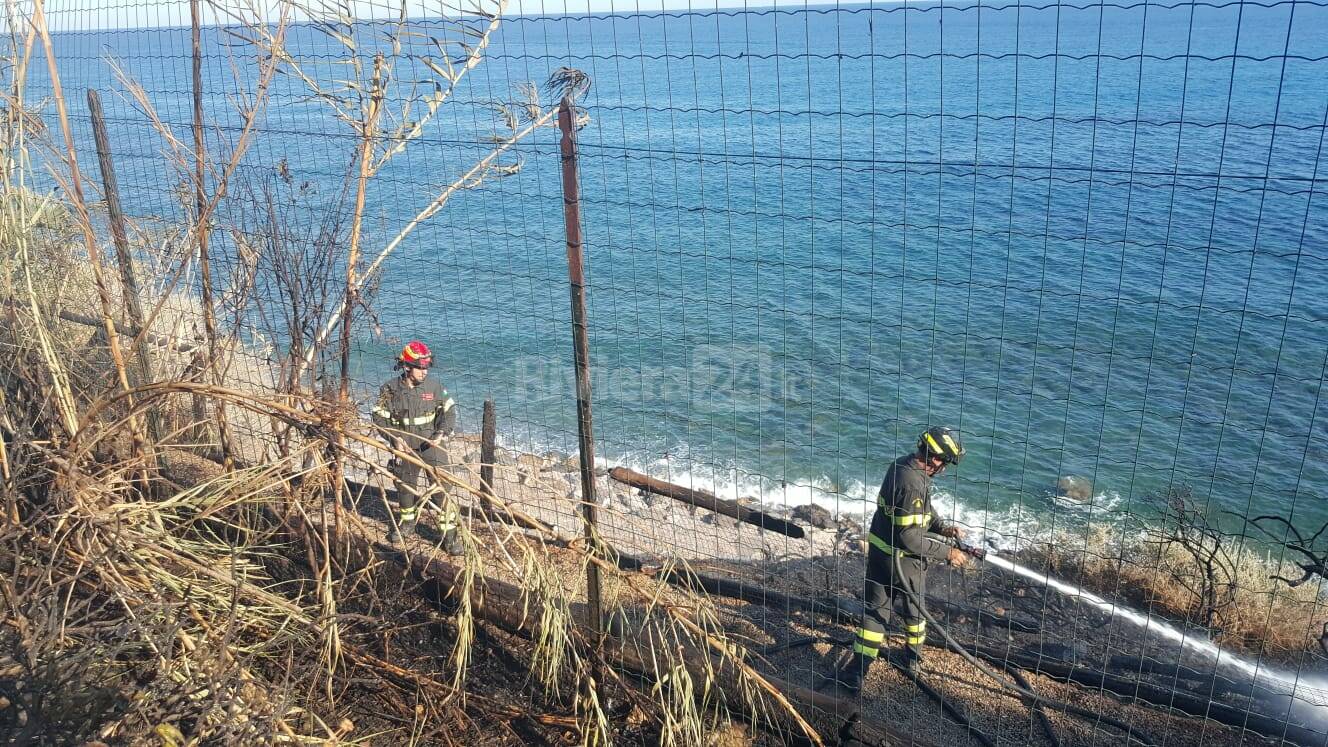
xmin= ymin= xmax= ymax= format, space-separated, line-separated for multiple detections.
xmin=558 ymin=446 xmax=1133 ymax=551
xmin=928 ymin=489 xmax=1128 ymax=551
xmin=492 ymin=431 xmax=1136 ymax=549
xmin=603 ymin=452 xmax=879 ymax=513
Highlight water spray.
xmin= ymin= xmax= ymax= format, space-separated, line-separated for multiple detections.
xmin=883 ymin=537 xmax=1328 ymax=744
xmin=946 ymin=539 xmax=1328 ymax=738
xmin=888 ymin=548 xmax=1157 ymax=745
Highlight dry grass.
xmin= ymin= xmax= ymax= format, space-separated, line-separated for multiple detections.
xmin=1019 ymin=522 xmax=1328 ymax=656
xmin=0 ymin=159 xmax=805 ymax=747
xmin=0 ymin=1 xmax=814 ymax=740
xmin=9 ymin=3 xmax=1312 ymax=743
xmin=0 ymin=279 xmax=788 ymax=745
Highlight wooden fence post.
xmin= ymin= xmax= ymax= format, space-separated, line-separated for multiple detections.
xmin=87 ymin=88 xmax=160 ymax=444
xmin=480 ymin=399 xmax=496 ymax=498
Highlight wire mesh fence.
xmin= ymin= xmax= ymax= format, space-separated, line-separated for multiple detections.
xmin=9 ymin=0 xmax=1328 ymax=743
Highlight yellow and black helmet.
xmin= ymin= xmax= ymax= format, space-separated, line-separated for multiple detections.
xmin=918 ymin=426 xmax=965 ymax=465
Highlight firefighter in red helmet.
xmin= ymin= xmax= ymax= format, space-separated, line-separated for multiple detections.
xmin=371 ymin=340 xmax=462 ymax=553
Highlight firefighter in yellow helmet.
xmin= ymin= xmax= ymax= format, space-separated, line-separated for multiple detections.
xmin=824 ymin=426 xmax=969 ymax=695
xmin=371 ymin=341 xmax=462 ymax=554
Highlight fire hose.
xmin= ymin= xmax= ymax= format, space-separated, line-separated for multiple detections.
xmin=889 ymin=543 xmax=1158 ymax=747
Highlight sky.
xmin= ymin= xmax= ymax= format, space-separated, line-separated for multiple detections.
xmin=35 ymin=0 xmax=884 ymax=33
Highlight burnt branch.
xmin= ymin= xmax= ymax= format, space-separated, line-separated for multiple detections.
xmin=1231 ymin=513 xmax=1328 ymax=589
xmin=1146 ymin=487 xmax=1239 ymax=628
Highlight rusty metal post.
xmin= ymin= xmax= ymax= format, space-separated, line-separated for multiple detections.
xmin=558 ymin=97 xmax=604 ymax=638
xmin=87 ymin=88 xmax=160 ymax=444
xmin=480 ymin=399 xmax=496 ymax=498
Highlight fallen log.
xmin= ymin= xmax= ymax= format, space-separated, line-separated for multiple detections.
xmin=967 ymin=643 xmax=1328 ymax=747
xmin=1105 ymin=653 xmax=1240 ymax=694
xmin=364 ymin=526 xmax=924 ymax=746
xmin=894 ymin=660 xmax=996 ymax=747
xmin=608 ymin=466 xmax=806 ymax=539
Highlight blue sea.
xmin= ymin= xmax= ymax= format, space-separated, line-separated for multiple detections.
xmin=35 ymin=0 xmax=1328 ymax=547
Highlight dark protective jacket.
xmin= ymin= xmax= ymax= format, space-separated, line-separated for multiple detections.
xmin=867 ymin=454 xmax=951 ymax=565
xmin=371 ymin=374 xmax=457 ymax=448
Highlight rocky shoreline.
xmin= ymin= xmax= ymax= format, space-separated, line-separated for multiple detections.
xmin=423 ymin=433 xmax=1122 ymax=564
xmin=428 ymin=432 xmax=868 ymax=563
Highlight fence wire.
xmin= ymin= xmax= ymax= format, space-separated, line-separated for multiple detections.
xmin=14 ymin=0 xmax=1328 ymax=743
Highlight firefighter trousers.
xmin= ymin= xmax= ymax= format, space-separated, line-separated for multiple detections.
xmin=389 ymin=440 xmax=458 ymax=531
xmin=853 ymin=547 xmax=928 ymax=661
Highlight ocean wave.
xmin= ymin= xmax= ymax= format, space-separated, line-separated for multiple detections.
xmin=605 ymin=451 xmax=879 ymax=513
xmin=932 ymin=489 xmax=1126 ymax=551
xmin=492 ymin=431 xmax=1133 ymax=551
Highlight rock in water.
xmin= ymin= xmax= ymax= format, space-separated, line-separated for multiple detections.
xmin=1057 ymin=475 xmax=1094 ymax=502
xmin=791 ymin=503 xmax=835 ymax=530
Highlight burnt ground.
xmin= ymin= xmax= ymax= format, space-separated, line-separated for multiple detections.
xmin=309 ymin=433 xmax=1328 ymax=746
xmin=694 ymin=551 xmax=1328 ymax=746
xmin=336 ymin=471 xmax=1328 ymax=747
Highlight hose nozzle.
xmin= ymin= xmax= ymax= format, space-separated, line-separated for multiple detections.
xmin=954 ymin=540 xmax=987 ymax=560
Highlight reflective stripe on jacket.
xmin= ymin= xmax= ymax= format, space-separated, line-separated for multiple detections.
xmin=868 ymin=454 xmax=951 ymax=564
xmin=371 ymin=374 xmax=457 ymax=439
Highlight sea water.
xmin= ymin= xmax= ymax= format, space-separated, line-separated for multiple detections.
xmin=30 ymin=0 xmax=1328 ymax=543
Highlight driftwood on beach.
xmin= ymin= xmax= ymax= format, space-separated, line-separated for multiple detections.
xmin=608 ymin=466 xmax=807 ymax=539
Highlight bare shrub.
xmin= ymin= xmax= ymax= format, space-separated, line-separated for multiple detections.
xmin=1019 ymin=486 xmax=1327 ymax=656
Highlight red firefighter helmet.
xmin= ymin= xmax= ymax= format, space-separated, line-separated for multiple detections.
xmin=398 ymin=340 xmax=432 ymax=369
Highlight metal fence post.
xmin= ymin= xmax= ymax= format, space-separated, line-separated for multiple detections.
xmin=557 ymin=96 xmax=604 ymax=640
